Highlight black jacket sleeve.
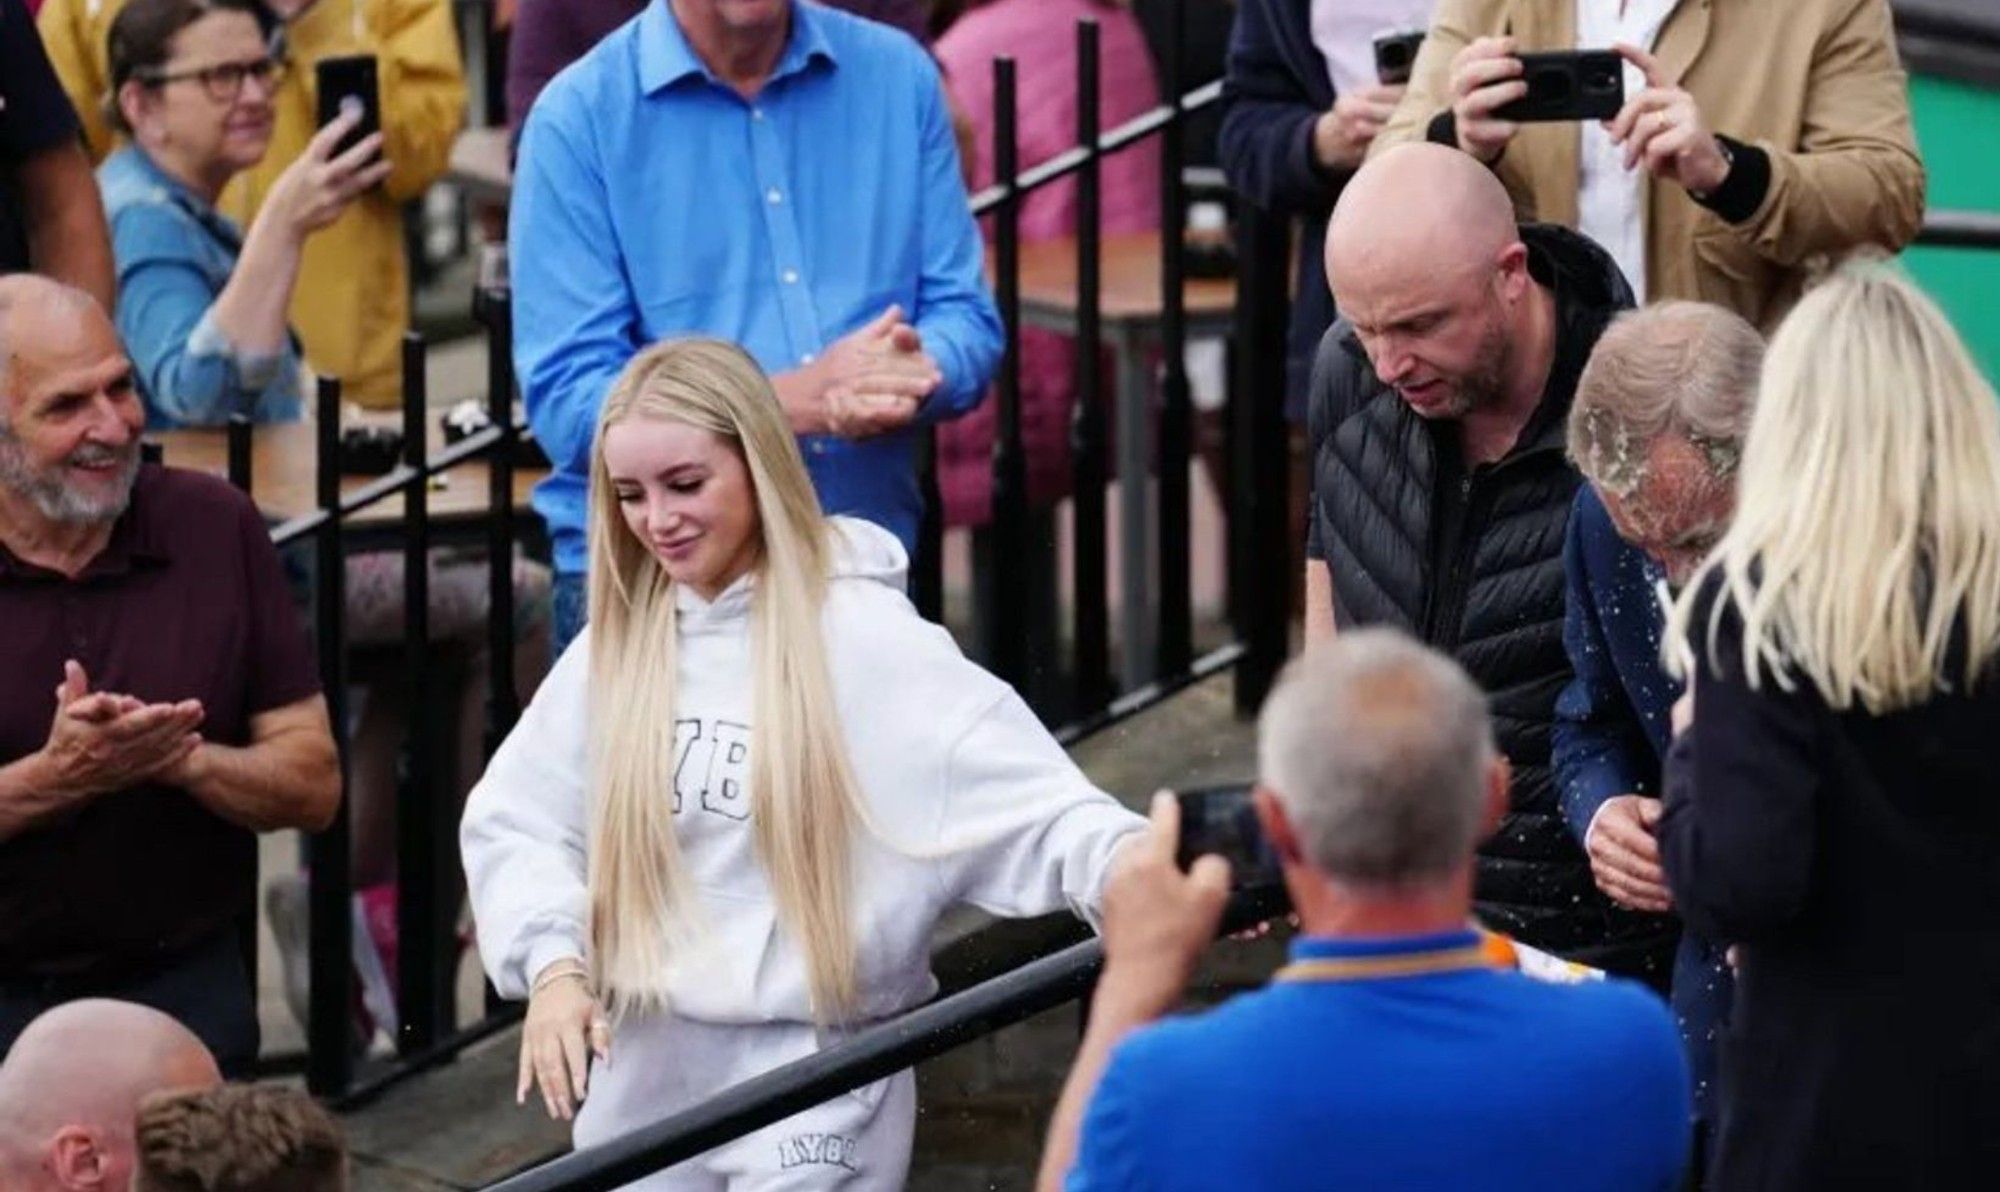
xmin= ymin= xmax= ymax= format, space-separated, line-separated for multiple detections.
xmin=1216 ymin=0 xmax=1337 ymax=217
xmin=1659 ymin=581 xmax=1826 ymax=944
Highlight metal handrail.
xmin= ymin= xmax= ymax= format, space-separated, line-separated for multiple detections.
xmin=967 ymin=79 xmax=1224 ymax=216
xmin=1915 ymin=209 xmax=2000 ymax=250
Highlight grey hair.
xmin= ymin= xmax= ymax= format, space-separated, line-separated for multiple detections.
xmin=1256 ymin=629 xmax=1495 ymax=889
xmin=1568 ymin=301 xmax=1765 ymax=498
xmin=0 ymin=274 xmax=106 ymax=412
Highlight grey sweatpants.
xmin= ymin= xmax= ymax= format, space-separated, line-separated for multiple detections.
xmin=573 ymin=1013 xmax=916 ymax=1191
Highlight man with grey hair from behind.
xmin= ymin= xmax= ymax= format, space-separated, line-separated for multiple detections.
xmin=1040 ymin=629 xmax=1691 ymax=1192
xmin=1554 ymin=301 xmax=1764 ymax=1169
xmin=0 ymin=999 xmax=220 ymax=1191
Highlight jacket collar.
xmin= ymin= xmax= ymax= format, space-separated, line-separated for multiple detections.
xmin=638 ymin=0 xmax=837 ymax=96
xmin=104 ymin=146 xmax=244 ymax=251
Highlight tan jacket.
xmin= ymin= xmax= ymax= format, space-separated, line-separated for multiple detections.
xmin=1375 ymin=0 xmax=1926 ymax=330
xmin=39 ymin=0 xmax=466 ymax=406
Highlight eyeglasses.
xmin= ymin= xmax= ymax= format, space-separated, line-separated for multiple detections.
xmin=137 ymin=56 xmax=283 ymax=103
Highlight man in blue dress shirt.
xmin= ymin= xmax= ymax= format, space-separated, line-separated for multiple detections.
xmin=510 ymin=0 xmax=1003 ymax=648
xmin=1038 ymin=629 xmax=1691 ymax=1192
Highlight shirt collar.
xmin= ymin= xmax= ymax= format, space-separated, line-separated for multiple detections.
xmin=0 ymin=467 xmax=170 ymax=583
xmin=1287 ymin=928 xmax=1482 ymax=964
xmin=117 ymin=147 xmax=243 ymax=249
xmin=638 ymin=0 xmax=837 ymax=96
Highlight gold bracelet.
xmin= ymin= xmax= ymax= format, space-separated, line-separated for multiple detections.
xmin=530 ymin=960 xmax=590 ymax=997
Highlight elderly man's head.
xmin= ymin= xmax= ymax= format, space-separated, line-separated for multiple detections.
xmin=1569 ymin=302 xmax=1764 ymax=584
xmin=1256 ymin=630 xmax=1506 ymax=893
xmin=0 ymin=1000 xmax=221 ymax=1191
xmin=0 ymin=275 xmax=145 ymax=528
xmin=1324 ymin=143 xmax=1536 ymax=421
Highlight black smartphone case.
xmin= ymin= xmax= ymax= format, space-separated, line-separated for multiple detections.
xmin=1493 ymin=50 xmax=1625 ymax=123
xmin=315 ymin=54 xmax=382 ymax=158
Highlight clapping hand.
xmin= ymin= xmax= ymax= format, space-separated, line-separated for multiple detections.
xmin=815 ymin=306 xmax=942 ymax=439
xmin=37 ymin=660 xmax=204 ymax=801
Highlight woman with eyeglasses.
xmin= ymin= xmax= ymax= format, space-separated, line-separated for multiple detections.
xmin=100 ymin=0 xmax=385 ymax=427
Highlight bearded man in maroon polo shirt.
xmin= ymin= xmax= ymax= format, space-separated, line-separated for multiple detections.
xmin=0 ymin=274 xmax=339 ymax=1075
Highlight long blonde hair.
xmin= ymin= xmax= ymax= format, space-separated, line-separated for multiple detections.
xmin=584 ymin=338 xmax=867 ymax=1022
xmin=1670 ymin=262 xmax=2000 ymax=712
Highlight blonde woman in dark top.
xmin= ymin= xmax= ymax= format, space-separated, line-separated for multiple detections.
xmin=1662 ymin=261 xmax=2000 ymax=1191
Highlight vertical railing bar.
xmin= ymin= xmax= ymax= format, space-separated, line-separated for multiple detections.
xmin=1070 ymin=18 xmax=1111 ymax=716
xmin=227 ymin=414 xmax=253 ymax=493
xmin=982 ymin=56 xmax=1031 ymax=691
xmin=1154 ymin=0 xmax=1193 ymax=677
xmin=476 ymin=283 xmax=518 ymax=1021
xmin=479 ymin=287 xmax=520 ymax=749
xmin=224 ymin=413 xmax=259 ymax=1037
xmin=1228 ymin=199 xmax=1292 ymax=714
xmin=396 ymin=332 xmax=445 ymax=1053
xmin=306 ymin=376 xmax=354 ymax=1096
xmin=913 ymin=429 xmax=945 ymax=622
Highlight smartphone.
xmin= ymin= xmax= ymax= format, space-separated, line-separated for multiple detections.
xmin=1175 ymin=785 xmax=1283 ymax=892
xmin=1492 ymin=49 xmax=1625 ymax=123
xmin=315 ymin=54 xmax=382 ymax=161
xmin=1372 ymin=29 xmax=1427 ymax=86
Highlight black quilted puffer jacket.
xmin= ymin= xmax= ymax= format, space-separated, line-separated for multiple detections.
xmin=1305 ymin=224 xmax=1663 ymax=959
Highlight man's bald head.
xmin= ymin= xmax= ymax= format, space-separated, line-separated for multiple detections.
xmin=1326 ymin=143 xmax=1519 ymax=290
xmin=0 ymin=274 xmax=108 ymax=407
xmin=0 ymin=1000 xmax=221 ymax=1189
xmin=1319 ymin=144 xmax=1541 ymax=422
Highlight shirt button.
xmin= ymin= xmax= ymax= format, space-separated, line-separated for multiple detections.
xmin=782 ymin=269 xmax=799 ymax=285
xmin=766 ymin=188 xmax=782 ymax=204
xmin=751 ymin=107 xmax=765 ymax=121
xmin=801 ymin=352 xmax=816 ymax=365
xmin=811 ymin=441 xmax=826 ymax=455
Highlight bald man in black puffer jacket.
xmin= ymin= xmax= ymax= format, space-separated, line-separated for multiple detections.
xmin=1302 ymin=143 xmax=1674 ymax=982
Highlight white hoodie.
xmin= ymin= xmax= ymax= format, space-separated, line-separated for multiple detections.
xmin=461 ymin=518 xmax=1144 ymax=1026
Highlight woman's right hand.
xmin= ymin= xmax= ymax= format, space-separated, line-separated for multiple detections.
xmin=517 ymin=960 xmax=612 ymax=1121
xmin=265 ymin=107 xmax=393 ymax=240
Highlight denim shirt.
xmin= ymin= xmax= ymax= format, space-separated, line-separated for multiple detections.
xmin=99 ymin=146 xmax=303 ymax=428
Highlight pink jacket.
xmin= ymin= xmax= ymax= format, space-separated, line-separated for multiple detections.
xmin=936 ymin=0 xmax=1161 ymax=527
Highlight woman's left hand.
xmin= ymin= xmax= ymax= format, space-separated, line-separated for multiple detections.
xmin=1606 ymin=42 xmax=1733 ymax=195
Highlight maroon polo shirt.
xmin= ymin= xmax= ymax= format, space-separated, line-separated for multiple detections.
xmin=0 ymin=465 xmax=320 ymax=980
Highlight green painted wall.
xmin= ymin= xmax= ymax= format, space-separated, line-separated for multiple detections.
xmin=1902 ymin=74 xmax=2000 ymax=381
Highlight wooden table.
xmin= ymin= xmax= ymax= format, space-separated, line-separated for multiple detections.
xmin=151 ymin=421 xmax=545 ymax=534
xmin=1002 ymin=230 xmax=1238 ymax=688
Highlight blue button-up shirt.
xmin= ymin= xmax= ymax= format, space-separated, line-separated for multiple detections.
xmin=99 ymin=146 xmax=303 ymax=430
xmin=510 ymin=0 xmax=1002 ymax=573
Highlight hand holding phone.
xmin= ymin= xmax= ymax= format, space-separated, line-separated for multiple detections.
xmin=1174 ymin=785 xmax=1284 ymax=891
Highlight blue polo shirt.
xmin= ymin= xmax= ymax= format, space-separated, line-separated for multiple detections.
xmin=510 ymin=0 xmax=1002 ymax=574
xmin=1068 ymin=931 xmax=1691 ymax=1191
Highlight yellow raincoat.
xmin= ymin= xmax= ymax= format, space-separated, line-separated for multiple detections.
xmin=39 ymin=0 xmax=466 ymax=407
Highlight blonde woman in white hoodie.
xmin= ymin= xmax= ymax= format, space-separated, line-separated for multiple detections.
xmin=461 ymin=338 xmax=1146 ymax=1189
